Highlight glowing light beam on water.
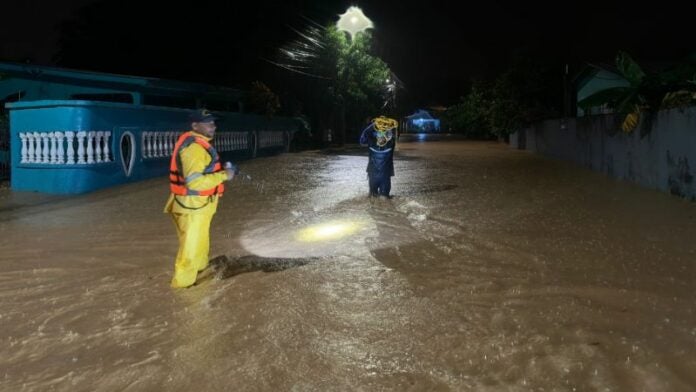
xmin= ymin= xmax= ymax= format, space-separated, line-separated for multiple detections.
xmin=296 ymin=221 xmax=362 ymax=242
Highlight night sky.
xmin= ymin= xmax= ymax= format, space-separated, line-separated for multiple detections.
xmin=0 ymin=0 xmax=692 ymax=107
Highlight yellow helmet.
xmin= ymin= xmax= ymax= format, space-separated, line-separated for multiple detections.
xmin=373 ymin=116 xmax=398 ymax=132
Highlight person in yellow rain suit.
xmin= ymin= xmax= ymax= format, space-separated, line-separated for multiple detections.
xmin=165 ymin=109 xmax=236 ymax=288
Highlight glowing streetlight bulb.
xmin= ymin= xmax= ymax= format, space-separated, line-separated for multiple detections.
xmin=336 ymin=6 xmax=374 ymax=40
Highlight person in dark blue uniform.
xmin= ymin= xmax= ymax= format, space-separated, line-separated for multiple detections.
xmin=359 ymin=116 xmax=398 ymax=197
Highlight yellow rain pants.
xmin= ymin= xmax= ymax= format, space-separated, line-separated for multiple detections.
xmin=170 ymin=211 xmax=214 ymax=288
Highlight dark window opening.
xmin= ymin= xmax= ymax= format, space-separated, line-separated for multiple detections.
xmin=202 ymin=99 xmax=240 ymax=112
xmin=143 ymin=95 xmax=196 ymax=109
xmin=71 ymin=93 xmax=134 ymax=104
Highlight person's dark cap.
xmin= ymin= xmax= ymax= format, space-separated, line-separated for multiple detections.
xmin=189 ymin=108 xmax=218 ymax=123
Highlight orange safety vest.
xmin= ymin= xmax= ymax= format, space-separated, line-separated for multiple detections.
xmin=169 ymin=131 xmax=225 ymax=196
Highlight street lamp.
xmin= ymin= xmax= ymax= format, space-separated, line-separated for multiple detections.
xmin=336 ymin=6 xmax=374 ymax=40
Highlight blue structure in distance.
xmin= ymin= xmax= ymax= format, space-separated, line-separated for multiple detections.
xmin=403 ymin=109 xmax=440 ymax=133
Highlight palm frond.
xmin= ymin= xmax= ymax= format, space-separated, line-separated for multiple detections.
xmin=616 ymin=51 xmax=645 ymax=85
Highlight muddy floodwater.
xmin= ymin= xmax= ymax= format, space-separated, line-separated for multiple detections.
xmin=1 ymin=141 xmax=695 ymax=391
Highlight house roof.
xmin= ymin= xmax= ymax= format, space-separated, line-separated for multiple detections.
xmin=0 ymin=61 xmax=243 ymax=100
xmin=571 ymin=63 xmax=624 ymax=91
xmin=406 ymin=109 xmax=436 ymax=120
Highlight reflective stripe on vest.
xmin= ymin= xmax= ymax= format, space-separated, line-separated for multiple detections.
xmin=169 ymin=131 xmax=225 ymax=196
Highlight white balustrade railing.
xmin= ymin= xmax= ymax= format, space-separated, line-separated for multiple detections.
xmin=142 ymin=131 xmax=179 ymax=159
xmin=258 ymin=131 xmax=284 ymax=148
xmin=18 ymin=129 xmax=289 ymax=166
xmin=19 ymin=131 xmax=112 ymax=165
xmin=140 ymin=131 xmax=251 ymax=158
xmin=214 ymin=131 xmax=248 ymax=152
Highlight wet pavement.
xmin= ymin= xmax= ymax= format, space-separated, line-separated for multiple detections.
xmin=1 ymin=140 xmax=695 ymax=391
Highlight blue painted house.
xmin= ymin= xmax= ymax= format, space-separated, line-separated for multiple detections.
xmin=0 ymin=62 xmax=297 ymax=194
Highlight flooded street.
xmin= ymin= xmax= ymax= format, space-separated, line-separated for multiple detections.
xmin=1 ymin=140 xmax=695 ymax=391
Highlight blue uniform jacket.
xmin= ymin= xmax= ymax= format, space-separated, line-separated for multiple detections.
xmin=360 ymin=124 xmax=395 ymax=177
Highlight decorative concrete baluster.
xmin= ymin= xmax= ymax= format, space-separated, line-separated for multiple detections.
xmin=150 ymin=132 xmax=156 ymax=158
xmin=32 ymin=132 xmax=41 ymax=163
xmin=55 ymin=132 xmax=65 ymax=164
xmin=166 ymin=132 xmax=174 ymax=155
xmin=41 ymin=133 xmax=50 ymax=163
xmin=151 ymin=132 xmax=157 ymax=157
xmin=157 ymin=133 xmax=163 ymax=157
xmin=65 ymin=132 xmax=75 ymax=164
xmin=152 ymin=133 xmax=158 ymax=157
xmin=49 ymin=132 xmax=58 ymax=164
xmin=77 ymin=131 xmax=86 ymax=164
xmin=161 ymin=133 xmax=167 ymax=157
xmin=144 ymin=132 xmax=152 ymax=158
xmin=86 ymin=131 xmax=95 ymax=164
xmin=25 ymin=133 xmax=32 ymax=163
xmin=163 ymin=132 xmax=170 ymax=156
xmin=20 ymin=133 xmax=28 ymax=163
xmin=103 ymin=132 xmax=111 ymax=162
xmin=160 ymin=133 xmax=167 ymax=156
xmin=171 ymin=132 xmax=177 ymax=154
xmin=141 ymin=132 xmax=147 ymax=158
xmin=95 ymin=132 xmax=104 ymax=163
xmin=151 ymin=133 xmax=158 ymax=157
